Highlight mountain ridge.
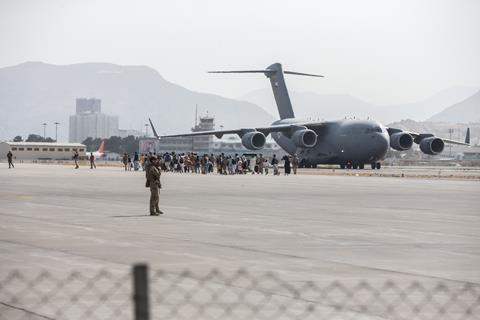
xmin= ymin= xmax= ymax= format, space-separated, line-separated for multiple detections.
xmin=241 ymin=86 xmax=478 ymax=123
xmin=0 ymin=62 xmax=275 ymax=141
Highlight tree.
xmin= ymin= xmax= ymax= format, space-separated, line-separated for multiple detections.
xmin=26 ymin=134 xmax=44 ymax=142
xmin=81 ymin=137 xmax=102 ymax=152
xmin=13 ymin=136 xmax=23 ymax=142
xmin=81 ymin=135 xmax=141 ymax=155
xmin=25 ymin=134 xmax=55 ymax=142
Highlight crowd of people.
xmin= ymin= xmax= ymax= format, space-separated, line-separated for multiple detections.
xmin=122 ymin=152 xmax=300 ymax=175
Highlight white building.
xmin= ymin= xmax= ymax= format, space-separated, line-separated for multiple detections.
xmin=0 ymin=142 xmax=86 ymax=160
xmin=69 ymin=98 xmax=119 ymax=142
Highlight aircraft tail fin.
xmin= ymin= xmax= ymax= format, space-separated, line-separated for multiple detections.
xmin=97 ymin=141 xmax=105 ymax=154
xmin=465 ymin=127 xmax=470 ymax=144
xmin=209 ymin=63 xmax=323 ymax=120
xmin=149 ymin=118 xmax=160 ymax=138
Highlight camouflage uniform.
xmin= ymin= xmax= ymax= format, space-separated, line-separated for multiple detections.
xmin=148 ymin=160 xmax=162 ymax=215
xmin=292 ymin=154 xmax=299 ymax=175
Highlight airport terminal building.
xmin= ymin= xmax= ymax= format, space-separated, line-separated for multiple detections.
xmin=0 ymin=142 xmax=86 ymax=160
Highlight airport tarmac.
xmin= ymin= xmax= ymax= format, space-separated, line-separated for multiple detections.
xmin=0 ymin=163 xmax=479 ymax=287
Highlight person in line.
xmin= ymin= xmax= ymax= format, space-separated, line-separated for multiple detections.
xmin=7 ymin=150 xmax=14 ymax=169
xmin=292 ymin=154 xmax=299 ymax=175
xmin=89 ymin=152 xmax=96 ymax=169
xmin=122 ymin=153 xmax=128 ymax=171
xmin=146 ymin=155 xmax=163 ymax=216
xmin=282 ymin=155 xmax=291 ymax=175
xmin=133 ymin=152 xmax=140 ymax=171
xmin=73 ymin=150 xmax=79 ymax=169
xmin=257 ymin=154 xmax=264 ymax=174
xmin=140 ymin=153 xmax=146 ymax=171
xmin=128 ymin=155 xmax=133 ymax=171
xmin=271 ymin=154 xmax=279 ymax=175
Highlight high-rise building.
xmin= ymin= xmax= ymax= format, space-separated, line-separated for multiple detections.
xmin=69 ymin=98 xmax=119 ymax=142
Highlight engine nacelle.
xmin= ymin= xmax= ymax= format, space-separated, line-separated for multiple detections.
xmin=291 ymin=129 xmax=317 ymax=148
xmin=241 ymin=131 xmax=266 ymax=150
xmin=389 ymin=132 xmax=413 ymax=151
xmin=419 ymin=137 xmax=444 ymax=155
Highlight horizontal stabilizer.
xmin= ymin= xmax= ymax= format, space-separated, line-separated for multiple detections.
xmin=208 ymin=69 xmax=324 ymax=77
xmin=208 ymin=63 xmax=323 ymax=120
xmin=208 ymin=70 xmax=271 ymax=74
xmin=284 ymin=71 xmax=324 ymax=77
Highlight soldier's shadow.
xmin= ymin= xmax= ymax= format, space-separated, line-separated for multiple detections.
xmin=110 ymin=215 xmax=155 ymax=218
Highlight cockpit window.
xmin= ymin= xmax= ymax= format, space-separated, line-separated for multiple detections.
xmin=365 ymin=126 xmax=382 ymax=134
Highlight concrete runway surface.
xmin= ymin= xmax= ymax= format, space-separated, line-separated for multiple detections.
xmin=1 ymin=163 xmax=479 ymax=285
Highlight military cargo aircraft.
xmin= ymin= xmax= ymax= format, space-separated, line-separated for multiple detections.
xmin=151 ymin=63 xmax=469 ymax=169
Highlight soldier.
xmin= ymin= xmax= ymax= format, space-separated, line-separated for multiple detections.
xmin=122 ymin=153 xmax=128 ymax=171
xmin=7 ymin=150 xmax=14 ymax=169
xmin=292 ymin=154 xmax=299 ymax=175
xmin=257 ymin=154 xmax=264 ymax=174
xmin=147 ymin=156 xmax=163 ymax=216
xmin=73 ymin=150 xmax=79 ymax=169
xmin=89 ymin=152 xmax=96 ymax=169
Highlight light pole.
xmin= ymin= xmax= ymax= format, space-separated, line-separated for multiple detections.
xmin=54 ymin=122 xmax=60 ymax=142
xmin=448 ymin=128 xmax=454 ymax=157
xmin=42 ymin=123 xmax=47 ymax=140
xmin=144 ymin=123 xmax=150 ymax=137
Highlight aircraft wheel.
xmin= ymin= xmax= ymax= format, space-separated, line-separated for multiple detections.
xmin=353 ymin=164 xmax=358 ymax=169
xmin=346 ymin=163 xmax=352 ymax=169
xmin=371 ymin=163 xmax=376 ymax=170
xmin=376 ymin=162 xmax=381 ymax=170
xmin=359 ymin=164 xmax=364 ymax=169
xmin=340 ymin=164 xmax=345 ymax=169
xmin=299 ymin=159 xmax=306 ymax=168
xmin=312 ymin=164 xmax=318 ymax=168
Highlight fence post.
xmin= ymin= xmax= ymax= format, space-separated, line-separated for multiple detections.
xmin=133 ymin=264 xmax=150 ymax=320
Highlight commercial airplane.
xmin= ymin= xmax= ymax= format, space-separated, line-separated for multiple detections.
xmin=151 ymin=63 xmax=469 ymax=169
xmin=86 ymin=141 xmax=106 ymax=158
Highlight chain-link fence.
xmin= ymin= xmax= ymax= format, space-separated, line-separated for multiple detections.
xmin=1 ymin=265 xmax=479 ymax=320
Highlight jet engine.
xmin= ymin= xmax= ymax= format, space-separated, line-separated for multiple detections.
xmin=389 ymin=132 xmax=413 ymax=151
xmin=292 ymin=129 xmax=317 ymax=148
xmin=241 ymin=131 xmax=266 ymax=150
xmin=419 ymin=137 xmax=444 ymax=155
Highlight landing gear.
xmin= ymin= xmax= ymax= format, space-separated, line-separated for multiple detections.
xmin=371 ymin=162 xmax=381 ymax=169
xmin=353 ymin=164 xmax=358 ymax=169
xmin=340 ymin=164 xmax=346 ymax=169
xmin=359 ymin=164 xmax=364 ymax=169
xmin=346 ymin=162 xmax=352 ymax=169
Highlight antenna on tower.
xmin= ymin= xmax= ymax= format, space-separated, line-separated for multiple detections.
xmin=195 ymin=104 xmax=198 ymax=127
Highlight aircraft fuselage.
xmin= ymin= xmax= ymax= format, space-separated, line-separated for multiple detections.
xmin=272 ymin=118 xmax=389 ymax=166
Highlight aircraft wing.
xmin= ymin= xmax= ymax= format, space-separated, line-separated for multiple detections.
xmin=160 ymin=124 xmax=305 ymax=139
xmin=387 ymin=128 xmax=470 ymax=146
xmin=149 ymin=118 xmax=325 ymax=139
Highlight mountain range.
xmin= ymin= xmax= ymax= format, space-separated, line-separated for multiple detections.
xmin=240 ymin=86 xmax=479 ymax=123
xmin=428 ymin=89 xmax=480 ymax=122
xmin=0 ymin=62 xmax=274 ymax=141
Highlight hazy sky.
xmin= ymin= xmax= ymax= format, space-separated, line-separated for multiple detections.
xmin=1 ymin=0 xmax=479 ymax=105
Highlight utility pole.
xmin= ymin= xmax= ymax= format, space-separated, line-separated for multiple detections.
xmin=42 ymin=123 xmax=47 ymax=140
xmin=54 ymin=122 xmax=60 ymax=142
xmin=448 ymin=128 xmax=454 ymax=157
xmin=144 ymin=123 xmax=149 ymax=137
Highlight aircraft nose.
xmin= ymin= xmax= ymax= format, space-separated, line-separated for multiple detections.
xmin=374 ymin=132 xmax=389 ymax=157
